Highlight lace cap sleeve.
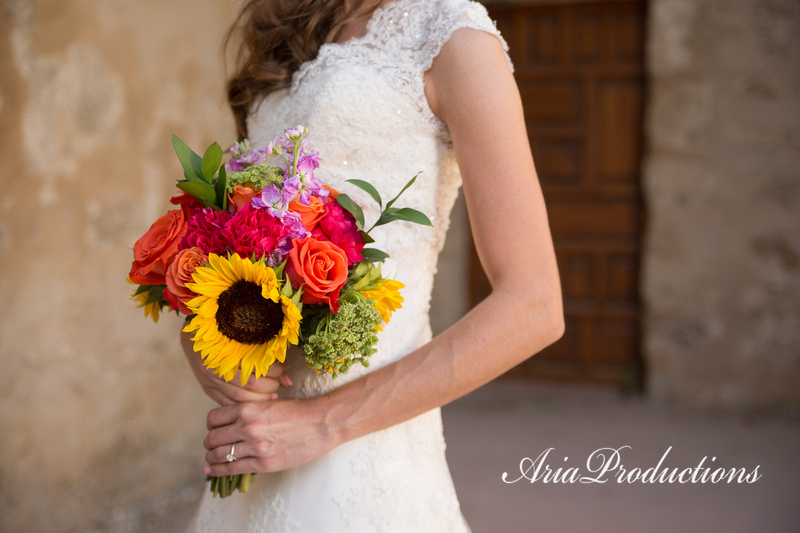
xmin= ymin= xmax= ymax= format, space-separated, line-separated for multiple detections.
xmin=416 ymin=0 xmax=514 ymax=73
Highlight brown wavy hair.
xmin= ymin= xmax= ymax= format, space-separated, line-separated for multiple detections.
xmin=225 ymin=0 xmax=383 ymax=140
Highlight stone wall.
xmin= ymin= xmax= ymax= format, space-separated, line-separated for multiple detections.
xmin=0 ymin=0 xmax=236 ymax=531
xmin=642 ymin=0 xmax=800 ymax=407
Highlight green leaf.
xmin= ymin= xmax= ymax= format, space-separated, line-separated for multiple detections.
xmin=361 ymin=248 xmax=390 ymax=263
xmin=215 ymin=163 xmax=228 ymax=211
xmin=385 ymin=172 xmax=421 ymax=210
xmin=346 ymin=179 xmax=382 ymax=208
xmin=336 ymin=193 xmax=365 ymax=230
xmin=172 ymin=135 xmax=205 ymax=183
xmin=144 ymin=290 xmax=164 ymax=306
xmin=202 ymin=142 xmax=223 ymax=182
xmin=177 ymin=181 xmax=217 ymax=205
xmin=272 ymin=259 xmax=287 ymax=281
xmin=291 ymin=287 xmax=304 ymax=312
xmin=374 ymin=207 xmax=432 ymax=227
xmin=359 ymin=230 xmax=375 ymax=244
xmin=133 ymin=284 xmax=151 ymax=296
xmin=184 ymin=171 xmax=205 ymax=183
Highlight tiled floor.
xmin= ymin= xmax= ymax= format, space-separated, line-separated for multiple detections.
xmin=442 ymin=380 xmax=800 ymax=533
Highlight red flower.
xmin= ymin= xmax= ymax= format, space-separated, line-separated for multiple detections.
xmin=311 ymin=202 xmax=364 ymax=265
xmin=222 ymin=204 xmax=291 ymax=258
xmin=170 ymin=192 xmax=203 ymax=218
xmin=181 ymin=208 xmax=233 ymax=255
xmin=129 ymin=209 xmax=188 ymax=285
xmin=286 ymin=237 xmax=349 ymax=312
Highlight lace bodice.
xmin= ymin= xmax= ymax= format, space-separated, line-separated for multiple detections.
xmin=189 ymin=1 xmax=510 ymax=531
xmin=248 ymin=0 xmax=510 ymax=396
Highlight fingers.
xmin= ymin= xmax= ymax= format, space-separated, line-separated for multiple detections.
xmin=204 ymin=457 xmax=265 ymax=477
xmin=205 ymin=439 xmax=270 ymax=466
xmin=279 ymin=372 xmax=293 ymax=388
xmin=265 ymin=364 xmax=284 ymax=378
xmin=206 ymin=403 xmax=243 ymax=432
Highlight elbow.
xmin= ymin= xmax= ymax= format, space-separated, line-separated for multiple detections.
xmin=503 ymin=286 xmax=564 ymax=350
xmin=538 ymin=294 xmax=564 ymax=348
xmin=549 ymin=309 xmax=565 ymax=346
xmin=532 ymin=287 xmax=565 ymax=349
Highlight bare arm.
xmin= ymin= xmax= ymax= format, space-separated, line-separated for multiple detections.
xmin=203 ymin=28 xmax=564 ymax=475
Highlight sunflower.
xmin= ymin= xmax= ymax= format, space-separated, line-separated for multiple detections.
xmin=360 ymin=279 xmax=404 ymax=330
xmin=128 ymin=277 xmax=165 ymax=324
xmin=131 ymin=290 xmax=162 ymax=323
xmin=183 ymin=253 xmax=301 ymax=385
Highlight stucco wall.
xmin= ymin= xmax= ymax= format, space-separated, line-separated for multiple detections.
xmin=0 ymin=1 xmax=470 ymax=530
xmin=0 ymin=0 xmax=236 ymax=531
xmin=642 ymin=0 xmax=800 ymax=407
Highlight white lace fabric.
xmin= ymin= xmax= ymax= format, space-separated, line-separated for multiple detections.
xmin=188 ymin=1 xmax=510 ymax=531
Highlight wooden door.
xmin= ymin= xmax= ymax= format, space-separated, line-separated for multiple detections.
xmin=472 ymin=1 xmax=647 ymax=387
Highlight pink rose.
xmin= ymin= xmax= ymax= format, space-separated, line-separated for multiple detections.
xmin=164 ymin=247 xmax=207 ymax=315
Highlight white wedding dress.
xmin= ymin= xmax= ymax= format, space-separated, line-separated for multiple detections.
xmin=187 ymin=0 xmax=511 ymax=531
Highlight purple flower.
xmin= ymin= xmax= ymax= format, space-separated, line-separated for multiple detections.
xmin=285 ymin=125 xmax=308 ymax=141
xmin=226 ymin=139 xmax=269 ymax=172
xmin=276 ymin=210 xmax=310 ymax=256
xmin=252 ymin=184 xmax=287 ymax=214
xmin=282 ymin=174 xmax=302 ymax=202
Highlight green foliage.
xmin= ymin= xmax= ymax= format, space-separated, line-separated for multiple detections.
xmin=302 ymin=293 xmax=381 ymax=377
xmin=201 ymin=142 xmax=223 ymax=182
xmin=375 ymin=207 xmax=432 ymax=227
xmin=172 ymin=135 xmax=229 ymax=211
xmin=361 ymin=248 xmax=390 ymax=263
xmin=172 ymin=135 xmax=204 ymax=183
xmin=346 ymin=179 xmax=382 ymax=207
xmin=336 ymin=193 xmax=365 ymax=230
xmin=177 ymin=181 xmax=217 ymax=205
xmin=226 ymin=164 xmax=284 ymax=194
xmin=215 ymin=164 xmax=228 ymax=211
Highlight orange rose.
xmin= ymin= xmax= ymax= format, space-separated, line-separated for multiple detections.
xmin=323 ymin=184 xmax=340 ymax=198
xmin=129 ymin=209 xmax=188 ymax=285
xmin=289 ymin=194 xmax=327 ymax=231
xmin=286 ymin=236 xmax=348 ymax=312
xmin=164 ymin=247 xmax=207 ymax=314
xmin=228 ymin=184 xmax=259 ymax=212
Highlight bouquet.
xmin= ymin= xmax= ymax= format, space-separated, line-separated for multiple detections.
xmin=128 ymin=125 xmax=431 ymax=497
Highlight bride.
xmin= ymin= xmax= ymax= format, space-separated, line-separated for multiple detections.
xmin=182 ymin=0 xmax=563 ymax=530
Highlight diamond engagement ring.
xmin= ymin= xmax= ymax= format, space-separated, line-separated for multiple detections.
xmin=226 ymin=443 xmax=237 ymax=462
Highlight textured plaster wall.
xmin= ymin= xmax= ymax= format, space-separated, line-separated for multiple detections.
xmin=0 ymin=1 xmax=469 ymax=530
xmin=643 ymin=0 xmax=800 ymax=407
xmin=0 ymin=0 xmax=237 ymax=531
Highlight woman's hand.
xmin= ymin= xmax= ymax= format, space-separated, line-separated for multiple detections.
xmin=181 ymin=329 xmax=292 ymax=406
xmin=201 ymin=396 xmax=339 ymax=476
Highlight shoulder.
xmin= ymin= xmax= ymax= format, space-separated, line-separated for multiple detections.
xmin=405 ymin=0 xmax=502 ymax=37
xmin=400 ymin=0 xmax=512 ymax=72
xmin=424 ymin=22 xmax=517 ymax=124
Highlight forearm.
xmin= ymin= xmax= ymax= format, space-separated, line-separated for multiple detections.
xmin=322 ymin=285 xmax=564 ymax=446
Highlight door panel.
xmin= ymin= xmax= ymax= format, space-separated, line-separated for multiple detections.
xmin=472 ymin=1 xmax=647 ymax=387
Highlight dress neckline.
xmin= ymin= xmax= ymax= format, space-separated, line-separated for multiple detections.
xmin=291 ymin=0 xmax=412 ymax=89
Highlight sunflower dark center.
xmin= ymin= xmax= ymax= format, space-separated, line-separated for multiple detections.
xmin=215 ymin=280 xmax=284 ymax=345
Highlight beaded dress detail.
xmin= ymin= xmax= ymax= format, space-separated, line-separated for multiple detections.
xmin=187 ymin=1 xmax=511 ymax=531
